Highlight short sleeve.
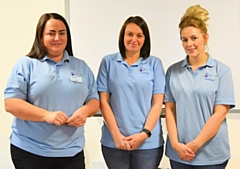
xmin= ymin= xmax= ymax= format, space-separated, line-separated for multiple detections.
xmin=152 ymin=57 xmax=165 ymax=94
xmin=215 ymin=66 xmax=235 ymax=108
xmin=164 ymin=66 xmax=175 ymax=103
xmin=97 ymin=57 xmax=109 ymax=93
xmin=4 ymin=57 xmax=30 ymax=100
xmin=85 ymin=63 xmax=99 ymax=102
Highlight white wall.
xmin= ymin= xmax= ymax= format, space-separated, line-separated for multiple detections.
xmin=68 ymin=0 xmax=240 ymax=109
xmin=1 ymin=1 xmax=239 ymax=169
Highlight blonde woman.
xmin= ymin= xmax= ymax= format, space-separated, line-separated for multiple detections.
xmin=164 ymin=5 xmax=235 ymax=169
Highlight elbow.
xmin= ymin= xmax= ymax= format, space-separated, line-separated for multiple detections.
xmin=90 ymin=99 xmax=100 ymax=113
xmin=94 ymin=100 xmax=100 ymax=112
xmin=4 ymin=98 xmax=13 ymax=113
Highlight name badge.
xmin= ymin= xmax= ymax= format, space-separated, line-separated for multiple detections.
xmin=70 ymin=72 xmax=82 ymax=83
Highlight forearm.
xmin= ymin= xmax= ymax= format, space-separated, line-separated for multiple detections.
xmin=4 ymin=98 xmax=47 ymax=122
xmin=81 ymin=99 xmax=100 ymax=117
xmin=100 ymin=101 xmax=121 ymax=137
xmin=192 ymin=105 xmax=230 ymax=149
xmin=165 ymin=102 xmax=179 ymax=148
xmin=144 ymin=94 xmax=164 ymax=131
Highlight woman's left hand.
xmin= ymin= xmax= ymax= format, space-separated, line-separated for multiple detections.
xmin=186 ymin=140 xmax=200 ymax=154
xmin=124 ymin=132 xmax=148 ymax=150
xmin=67 ymin=109 xmax=87 ymax=127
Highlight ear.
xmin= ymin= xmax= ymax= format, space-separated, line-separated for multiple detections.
xmin=204 ymin=34 xmax=209 ymax=44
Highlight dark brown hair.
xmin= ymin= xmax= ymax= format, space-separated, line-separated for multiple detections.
xmin=118 ymin=16 xmax=151 ymax=60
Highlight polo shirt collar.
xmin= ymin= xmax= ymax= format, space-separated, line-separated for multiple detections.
xmin=181 ymin=54 xmax=215 ymax=68
xmin=116 ymin=52 xmax=147 ymax=65
xmin=41 ymin=50 xmax=70 ymax=63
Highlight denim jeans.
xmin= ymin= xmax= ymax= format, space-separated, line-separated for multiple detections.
xmin=170 ymin=159 xmax=228 ymax=169
xmin=11 ymin=144 xmax=85 ymax=169
xmin=102 ymin=145 xmax=163 ymax=169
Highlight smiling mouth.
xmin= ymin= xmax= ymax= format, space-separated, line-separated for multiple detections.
xmin=130 ymin=44 xmax=137 ymax=47
xmin=188 ymin=48 xmax=195 ymax=52
xmin=52 ymin=43 xmax=62 ymax=46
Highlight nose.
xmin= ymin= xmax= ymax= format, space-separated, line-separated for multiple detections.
xmin=131 ymin=35 xmax=137 ymax=41
xmin=54 ymin=34 xmax=59 ymax=40
xmin=187 ymin=40 xmax=193 ymax=46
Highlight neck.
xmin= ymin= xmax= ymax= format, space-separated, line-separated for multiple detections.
xmin=125 ymin=51 xmax=140 ymax=65
xmin=48 ymin=53 xmax=64 ymax=63
xmin=188 ymin=53 xmax=208 ymax=72
xmin=188 ymin=53 xmax=208 ymax=67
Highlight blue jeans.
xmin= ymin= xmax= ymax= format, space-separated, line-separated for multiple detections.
xmin=102 ymin=145 xmax=163 ymax=169
xmin=170 ymin=159 xmax=228 ymax=169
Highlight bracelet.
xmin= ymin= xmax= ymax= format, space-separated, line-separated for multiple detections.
xmin=141 ymin=128 xmax=151 ymax=137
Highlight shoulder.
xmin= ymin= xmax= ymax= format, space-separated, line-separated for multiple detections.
xmin=147 ymin=55 xmax=163 ymax=63
xmin=145 ymin=56 xmax=165 ymax=70
xmin=69 ymin=56 xmax=86 ymax=64
xmin=143 ymin=55 xmax=164 ymax=67
xmin=213 ymin=58 xmax=231 ymax=71
xmin=167 ymin=59 xmax=184 ymax=71
xmin=102 ymin=52 xmax=120 ymax=61
xmin=209 ymin=57 xmax=232 ymax=78
xmin=99 ymin=52 xmax=120 ymax=67
xmin=17 ymin=56 xmax=37 ymax=63
xmin=69 ymin=56 xmax=91 ymax=68
xmin=14 ymin=56 xmax=39 ymax=68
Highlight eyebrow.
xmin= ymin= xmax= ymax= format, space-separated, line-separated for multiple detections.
xmin=181 ymin=35 xmax=197 ymax=39
xmin=48 ymin=29 xmax=66 ymax=32
xmin=125 ymin=31 xmax=143 ymax=34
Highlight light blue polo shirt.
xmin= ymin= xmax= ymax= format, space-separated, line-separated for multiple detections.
xmin=4 ymin=50 xmax=99 ymax=157
xmin=97 ymin=52 xmax=165 ymax=149
xmin=164 ymin=55 xmax=235 ymax=165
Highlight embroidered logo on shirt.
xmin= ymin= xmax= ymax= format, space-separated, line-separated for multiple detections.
xmin=138 ymin=68 xmax=151 ymax=74
xmin=204 ymin=73 xmax=217 ymax=81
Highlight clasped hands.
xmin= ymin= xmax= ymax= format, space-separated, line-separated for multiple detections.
xmin=175 ymin=141 xmax=200 ymax=161
xmin=44 ymin=109 xmax=87 ymax=127
xmin=114 ymin=132 xmax=148 ymax=151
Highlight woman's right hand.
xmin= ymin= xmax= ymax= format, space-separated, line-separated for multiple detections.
xmin=174 ymin=142 xmax=195 ymax=161
xmin=44 ymin=111 xmax=68 ymax=126
xmin=112 ymin=133 xmax=132 ymax=150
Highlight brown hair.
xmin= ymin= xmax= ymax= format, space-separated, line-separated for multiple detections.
xmin=27 ymin=13 xmax=73 ymax=59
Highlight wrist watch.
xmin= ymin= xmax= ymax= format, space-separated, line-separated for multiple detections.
xmin=141 ymin=128 xmax=151 ymax=137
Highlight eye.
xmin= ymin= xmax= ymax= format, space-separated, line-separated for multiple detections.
xmin=60 ymin=32 xmax=66 ymax=35
xmin=137 ymin=34 xmax=144 ymax=38
xmin=127 ymin=33 xmax=133 ymax=37
xmin=182 ymin=38 xmax=188 ymax=42
xmin=192 ymin=37 xmax=197 ymax=41
xmin=47 ymin=32 xmax=55 ymax=36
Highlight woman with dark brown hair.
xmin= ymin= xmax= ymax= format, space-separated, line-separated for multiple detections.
xmin=97 ymin=16 xmax=165 ymax=169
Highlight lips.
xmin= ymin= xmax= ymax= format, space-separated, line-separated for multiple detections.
xmin=52 ymin=43 xmax=62 ymax=46
xmin=188 ymin=48 xmax=196 ymax=53
xmin=129 ymin=43 xmax=137 ymax=47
